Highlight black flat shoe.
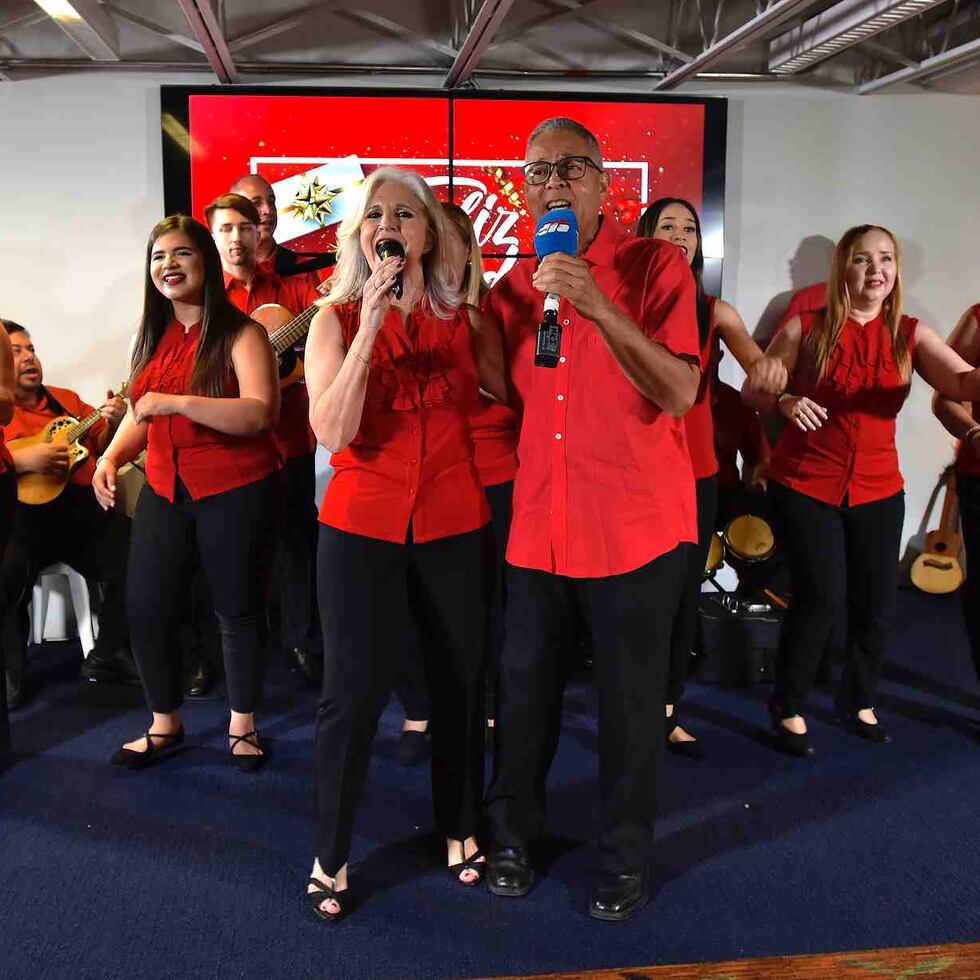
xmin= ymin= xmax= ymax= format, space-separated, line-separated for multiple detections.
xmin=769 ymin=700 xmax=813 ymax=757
xmin=396 ymin=729 xmax=430 ymax=766
xmin=486 ymin=846 xmax=535 ymax=897
xmin=306 ymin=877 xmax=349 ymax=922
xmin=448 ymin=848 xmax=486 ymax=887
xmin=665 ymin=715 xmax=703 ymax=759
xmin=589 ymin=870 xmax=648 ymax=922
xmin=110 ymin=728 xmax=185 ymax=770
xmin=229 ymin=730 xmax=266 ymax=773
xmin=843 ymin=714 xmax=892 ymax=743
xmin=81 ymin=646 xmax=141 ymax=687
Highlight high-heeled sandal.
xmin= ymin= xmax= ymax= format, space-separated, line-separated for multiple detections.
xmin=228 ymin=730 xmax=266 ymax=773
xmin=448 ymin=849 xmax=486 ymax=887
xmin=110 ymin=728 xmax=184 ymax=770
xmin=306 ymin=877 xmax=349 ymax=922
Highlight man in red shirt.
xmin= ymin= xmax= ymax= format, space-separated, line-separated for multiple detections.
xmin=206 ymin=193 xmax=322 ymax=686
xmin=484 ymin=118 xmax=701 ymax=921
xmin=1 ymin=320 xmax=135 ymax=709
xmin=230 ymin=173 xmax=336 ymax=283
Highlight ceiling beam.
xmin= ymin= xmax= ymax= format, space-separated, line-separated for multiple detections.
xmin=175 ymin=0 xmax=237 ymax=82
xmin=655 ymin=0 xmax=826 ymax=89
xmin=31 ymin=0 xmax=120 ymax=60
xmin=228 ymin=2 xmax=327 ymax=53
xmin=444 ymin=0 xmax=516 ymax=88
xmin=105 ymin=3 xmax=203 ymax=54
xmin=858 ymin=33 xmax=980 ymax=92
xmin=0 ymin=10 xmax=48 ymax=35
xmin=337 ymin=8 xmax=457 ymax=60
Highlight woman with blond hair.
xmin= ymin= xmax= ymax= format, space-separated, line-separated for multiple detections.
xmin=302 ymin=169 xmax=506 ymax=919
xmin=745 ymin=224 xmax=980 ymax=755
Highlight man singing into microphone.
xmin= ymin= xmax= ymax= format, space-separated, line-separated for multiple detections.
xmin=484 ymin=117 xmax=700 ymax=920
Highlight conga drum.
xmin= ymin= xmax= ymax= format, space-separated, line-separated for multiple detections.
xmin=724 ymin=514 xmax=775 ymax=564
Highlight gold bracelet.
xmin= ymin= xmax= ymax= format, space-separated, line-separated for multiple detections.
xmin=351 ymin=350 xmax=370 ymax=367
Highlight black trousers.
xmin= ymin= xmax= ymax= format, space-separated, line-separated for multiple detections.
xmin=486 ymin=545 xmax=688 ymax=874
xmin=127 ymin=473 xmax=281 ymax=714
xmin=393 ymin=479 xmax=514 ymax=722
xmin=277 ymin=452 xmax=319 ymax=653
xmin=956 ymin=474 xmax=980 ymax=681
xmin=768 ymin=482 xmax=904 ymax=717
xmin=1 ymin=484 xmax=130 ymax=669
xmin=666 ymin=476 xmax=717 ymax=706
xmin=0 ymin=469 xmax=16 ymax=759
xmin=314 ymin=523 xmax=492 ymax=876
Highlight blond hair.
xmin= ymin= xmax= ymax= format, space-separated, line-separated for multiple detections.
xmin=440 ymin=202 xmax=486 ymax=308
xmin=323 ymin=167 xmax=459 ymax=318
xmin=803 ymin=224 xmax=911 ymax=384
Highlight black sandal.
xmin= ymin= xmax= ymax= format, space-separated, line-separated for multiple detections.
xmin=449 ymin=849 xmax=486 ymax=887
xmin=306 ymin=877 xmax=349 ymax=922
xmin=228 ymin=730 xmax=266 ymax=773
xmin=110 ymin=728 xmax=184 ymax=770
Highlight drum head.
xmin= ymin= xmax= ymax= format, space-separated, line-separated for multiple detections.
xmin=724 ymin=515 xmax=775 ymax=563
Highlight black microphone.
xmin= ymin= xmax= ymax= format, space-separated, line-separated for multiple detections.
xmin=375 ymin=239 xmax=405 ymax=300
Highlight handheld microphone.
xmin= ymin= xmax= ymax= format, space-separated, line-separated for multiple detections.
xmin=375 ymin=239 xmax=405 ymax=300
xmin=533 ymin=209 xmax=579 ymax=368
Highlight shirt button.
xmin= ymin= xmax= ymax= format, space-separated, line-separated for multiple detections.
xmin=555 ymin=433 xmax=562 ymax=440
xmin=556 ymin=394 xmax=564 ymax=401
xmin=411 ymin=458 xmax=418 ymax=464
xmin=559 ymin=356 xmax=566 ymax=364
xmin=563 ymin=319 xmax=570 ymax=326
xmin=409 ymin=489 xmax=415 ymax=495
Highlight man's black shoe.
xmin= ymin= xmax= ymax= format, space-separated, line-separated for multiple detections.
xmin=486 ymin=846 xmax=535 ymax=897
xmin=288 ymin=646 xmax=322 ymax=687
xmin=81 ymin=646 xmax=141 ymax=687
xmin=588 ymin=870 xmax=648 ymax=921
xmin=184 ymin=660 xmax=214 ymax=698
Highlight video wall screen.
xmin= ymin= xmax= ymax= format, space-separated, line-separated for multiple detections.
xmin=161 ymin=87 xmax=727 ymax=290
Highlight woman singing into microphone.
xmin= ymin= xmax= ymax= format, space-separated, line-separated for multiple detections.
xmin=745 ymin=224 xmax=980 ymax=755
xmin=638 ymin=198 xmax=785 ymax=756
xmin=93 ymin=215 xmax=282 ymax=772
xmin=303 ymin=169 xmax=506 ymax=920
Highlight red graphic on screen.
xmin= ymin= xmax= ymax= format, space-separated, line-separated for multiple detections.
xmin=187 ymin=94 xmax=704 ymax=284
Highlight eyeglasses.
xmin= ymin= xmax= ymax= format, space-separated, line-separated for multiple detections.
xmin=522 ymin=156 xmax=602 ymax=186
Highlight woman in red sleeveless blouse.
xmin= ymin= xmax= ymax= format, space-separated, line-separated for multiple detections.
xmin=639 ymin=198 xmax=786 ymax=757
xmin=746 ymin=225 xmax=980 ymax=755
xmin=932 ymin=303 xmax=980 ymax=690
xmin=93 ymin=215 xmax=282 ymax=772
xmin=0 ymin=321 xmax=16 ymax=761
xmin=302 ymin=168 xmax=506 ymax=920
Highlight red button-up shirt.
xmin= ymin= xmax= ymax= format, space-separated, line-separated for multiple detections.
xmin=683 ymin=296 xmax=719 ymax=480
xmin=488 ymin=217 xmax=699 ymax=578
xmin=224 ymin=267 xmax=319 ymax=460
xmin=768 ymin=311 xmax=917 ymax=506
xmin=3 ymin=385 xmax=107 ymax=487
xmin=713 ymin=379 xmax=770 ymax=493
xmin=130 ymin=319 xmax=282 ymax=502
xmin=471 ymin=397 xmax=518 ymax=487
xmin=776 ymin=281 xmax=827 ymax=334
xmin=320 ymin=300 xmax=490 ymax=544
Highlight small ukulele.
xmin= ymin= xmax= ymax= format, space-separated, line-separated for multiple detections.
xmin=9 ymin=383 xmax=128 ymax=506
xmin=911 ymin=469 xmax=965 ymax=594
xmin=251 ymin=295 xmax=324 ymax=390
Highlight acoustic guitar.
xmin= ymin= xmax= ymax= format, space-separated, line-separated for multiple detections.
xmin=911 ymin=469 xmax=965 ymax=595
xmin=251 ymin=296 xmax=324 ymax=390
xmin=9 ymin=383 xmax=128 ymax=505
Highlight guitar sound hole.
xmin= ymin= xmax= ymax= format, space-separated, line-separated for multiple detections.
xmin=935 ymin=543 xmax=947 ymax=553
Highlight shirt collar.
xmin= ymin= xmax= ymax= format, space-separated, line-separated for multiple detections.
xmin=223 ymin=265 xmax=270 ymax=292
xmin=580 ymin=215 xmax=626 ymax=267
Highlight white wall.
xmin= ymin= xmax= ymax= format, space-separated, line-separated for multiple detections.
xmin=2 ymin=72 xmax=979 ymax=537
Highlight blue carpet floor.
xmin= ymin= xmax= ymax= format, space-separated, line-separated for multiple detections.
xmin=2 ymin=588 xmax=980 ymax=980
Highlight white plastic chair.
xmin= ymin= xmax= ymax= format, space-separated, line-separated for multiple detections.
xmin=30 ymin=563 xmax=100 ymax=656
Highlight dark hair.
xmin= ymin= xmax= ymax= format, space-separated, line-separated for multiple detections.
xmin=130 ymin=214 xmax=254 ymax=398
xmin=637 ymin=197 xmax=711 ymax=347
xmin=203 ymin=193 xmax=260 ymax=230
xmin=2 ymin=319 xmax=28 ymax=336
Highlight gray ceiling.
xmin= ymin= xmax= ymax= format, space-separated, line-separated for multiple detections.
xmin=2 ymin=0 xmax=980 ymax=94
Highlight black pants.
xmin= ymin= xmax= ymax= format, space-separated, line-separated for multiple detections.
xmin=666 ymin=476 xmax=717 ymax=706
xmin=277 ymin=452 xmax=319 ymax=653
xmin=768 ymin=482 xmax=904 ymax=717
xmin=0 ymin=469 xmax=16 ymax=759
xmin=1 ymin=484 xmax=130 ymax=670
xmin=314 ymin=523 xmax=492 ymax=876
xmin=393 ymin=479 xmax=514 ymax=722
xmin=956 ymin=474 xmax=980 ymax=681
xmin=127 ymin=473 xmax=281 ymax=714
xmin=486 ymin=546 xmax=688 ymax=874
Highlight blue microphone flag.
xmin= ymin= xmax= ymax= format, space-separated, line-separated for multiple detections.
xmin=534 ymin=209 xmax=579 ymax=260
